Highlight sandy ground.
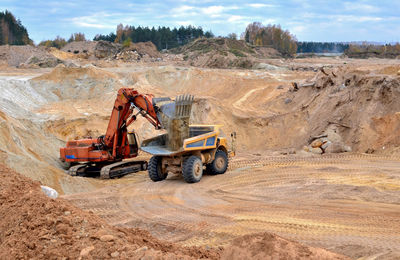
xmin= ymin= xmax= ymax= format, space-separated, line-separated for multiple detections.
xmin=64 ymin=153 xmax=400 ymax=259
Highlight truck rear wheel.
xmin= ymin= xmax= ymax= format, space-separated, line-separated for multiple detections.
xmin=148 ymin=156 xmax=167 ymax=182
xmin=206 ymin=150 xmax=228 ymax=175
xmin=182 ymin=156 xmax=203 ymax=183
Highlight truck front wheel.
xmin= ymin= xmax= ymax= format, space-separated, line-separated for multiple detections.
xmin=206 ymin=150 xmax=228 ymax=175
xmin=148 ymin=156 xmax=168 ymax=182
xmin=182 ymin=156 xmax=203 ymax=183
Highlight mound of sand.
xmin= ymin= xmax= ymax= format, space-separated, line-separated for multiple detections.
xmin=62 ymin=41 xmax=97 ymax=55
xmin=0 ymin=45 xmax=60 ymax=67
xmin=0 ymin=164 xmax=346 ymax=259
xmin=129 ymin=41 xmax=161 ymax=58
xmin=173 ymin=38 xmax=280 ymax=69
xmin=222 ymin=233 xmax=348 ymax=260
xmin=34 ymin=65 xmax=118 ymax=83
xmin=48 ymin=47 xmax=76 ymax=60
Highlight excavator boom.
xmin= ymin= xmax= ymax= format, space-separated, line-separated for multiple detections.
xmin=60 ymin=87 xmax=169 ymax=179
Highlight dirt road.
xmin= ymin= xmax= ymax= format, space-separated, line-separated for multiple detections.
xmin=65 ymin=153 xmax=400 ymax=259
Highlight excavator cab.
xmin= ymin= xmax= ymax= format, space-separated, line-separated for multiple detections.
xmin=127 ymin=131 xmax=139 ymax=156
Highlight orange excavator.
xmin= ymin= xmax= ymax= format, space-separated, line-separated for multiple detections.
xmin=60 ymin=87 xmax=170 ymax=179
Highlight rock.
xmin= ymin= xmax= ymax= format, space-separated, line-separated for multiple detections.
xmin=397 ymin=70 xmax=400 ymax=75
xmin=64 ymin=211 xmax=71 ymax=216
xmin=365 ymin=148 xmax=375 ymax=154
xmin=311 ymin=139 xmax=323 ymax=148
xmin=56 ymin=63 xmax=66 ymax=68
xmin=79 ymin=246 xmax=94 ymax=258
xmin=134 ymin=246 xmax=148 ymax=258
xmin=344 ymin=145 xmax=352 ymax=152
xmin=303 ymin=146 xmax=310 ymax=152
xmin=111 ymin=251 xmax=120 ymax=258
xmin=325 ymin=142 xmax=351 ymax=153
xmin=321 ymin=141 xmax=332 ymax=150
xmin=284 ymin=98 xmax=292 ymax=104
xmin=65 ymin=61 xmax=79 ymax=68
xmin=277 ymin=85 xmax=284 ymax=89
xmin=40 ymin=186 xmax=58 ymax=199
xmin=100 ymin=234 xmax=115 ymax=242
xmin=310 ymin=147 xmax=323 ymax=154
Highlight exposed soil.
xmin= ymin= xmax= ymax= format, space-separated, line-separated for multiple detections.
xmin=0 ymin=164 xmax=346 ymax=259
xmin=172 ymin=37 xmax=280 ymax=68
xmin=64 ymin=153 xmax=400 ymax=259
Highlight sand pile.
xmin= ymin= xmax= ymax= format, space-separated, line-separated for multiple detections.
xmin=0 ymin=45 xmax=61 ymax=67
xmin=115 ymin=41 xmax=161 ymax=62
xmin=222 ymin=233 xmax=348 ymax=260
xmin=173 ymin=38 xmax=280 ymax=69
xmin=0 ymin=164 xmax=347 ymax=259
xmin=62 ymin=41 xmax=97 ymax=56
xmin=48 ymin=47 xmax=76 ymax=60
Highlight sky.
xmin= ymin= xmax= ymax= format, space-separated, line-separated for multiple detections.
xmin=1 ymin=0 xmax=400 ymax=44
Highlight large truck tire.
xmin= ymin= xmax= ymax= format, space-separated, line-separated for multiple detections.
xmin=182 ymin=156 xmax=203 ymax=183
xmin=206 ymin=150 xmax=228 ymax=175
xmin=148 ymin=156 xmax=168 ymax=182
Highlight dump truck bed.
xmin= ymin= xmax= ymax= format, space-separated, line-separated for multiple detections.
xmin=141 ymin=125 xmax=222 ymax=156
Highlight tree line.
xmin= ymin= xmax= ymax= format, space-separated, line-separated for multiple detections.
xmin=297 ymin=42 xmax=349 ymax=53
xmin=0 ymin=10 xmax=32 ymax=45
xmin=38 ymin=33 xmax=86 ymax=49
xmin=345 ymin=43 xmax=400 ymax=58
xmin=94 ymin=24 xmax=214 ymax=50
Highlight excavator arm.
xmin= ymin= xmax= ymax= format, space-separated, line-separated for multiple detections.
xmin=60 ymin=87 xmax=194 ymax=179
xmin=102 ymin=88 xmax=162 ymax=158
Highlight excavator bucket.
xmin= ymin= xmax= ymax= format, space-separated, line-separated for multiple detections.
xmin=174 ymin=94 xmax=194 ymax=119
xmin=155 ymin=94 xmax=194 ymax=128
xmin=156 ymin=95 xmax=195 ymax=151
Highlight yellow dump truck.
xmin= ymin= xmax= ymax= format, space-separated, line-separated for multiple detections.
xmin=141 ymin=125 xmax=235 ymax=183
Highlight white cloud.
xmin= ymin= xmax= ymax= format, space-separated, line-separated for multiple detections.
xmin=68 ymin=13 xmax=121 ymax=29
xmin=228 ymin=15 xmax=244 ymax=22
xmin=248 ymin=3 xmax=275 ymax=8
xmin=171 ymin=5 xmax=195 ymax=14
xmin=343 ymin=2 xmax=378 ymax=13
xmin=201 ymin=5 xmax=225 ymax=15
xmin=335 ymin=15 xmax=383 ymax=22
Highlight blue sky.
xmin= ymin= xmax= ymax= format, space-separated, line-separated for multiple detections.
xmin=1 ymin=0 xmax=400 ymax=44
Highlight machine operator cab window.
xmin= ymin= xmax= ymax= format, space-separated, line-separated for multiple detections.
xmin=127 ymin=131 xmax=139 ymax=155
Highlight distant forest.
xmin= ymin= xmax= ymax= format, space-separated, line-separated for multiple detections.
xmin=0 ymin=10 xmax=32 ymax=45
xmin=94 ymin=24 xmax=214 ymax=50
xmin=296 ymin=42 xmax=350 ymax=53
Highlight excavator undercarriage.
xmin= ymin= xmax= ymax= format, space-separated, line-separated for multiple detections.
xmin=67 ymin=160 xmax=148 ymax=179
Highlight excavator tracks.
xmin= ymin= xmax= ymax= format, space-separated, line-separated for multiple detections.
xmin=100 ymin=160 xmax=148 ymax=179
xmin=67 ymin=164 xmax=87 ymax=176
xmin=67 ymin=160 xmax=147 ymax=179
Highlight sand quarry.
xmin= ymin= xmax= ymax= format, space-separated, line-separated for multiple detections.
xmin=1 ymin=54 xmax=400 ymax=259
